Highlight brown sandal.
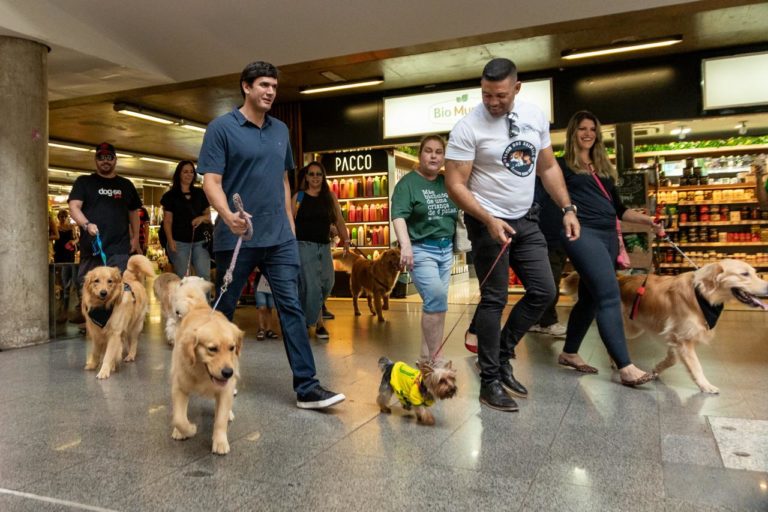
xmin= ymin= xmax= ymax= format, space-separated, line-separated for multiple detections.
xmin=557 ymin=356 xmax=598 ymax=374
xmin=620 ymin=371 xmax=656 ymax=387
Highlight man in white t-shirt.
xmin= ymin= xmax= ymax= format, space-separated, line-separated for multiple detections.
xmin=446 ymin=58 xmax=580 ymax=412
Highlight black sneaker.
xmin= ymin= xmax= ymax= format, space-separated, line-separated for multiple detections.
xmin=297 ymin=385 xmax=346 ymax=409
xmin=315 ymin=326 xmax=330 ymax=339
xmin=479 ymin=381 xmax=519 ymax=412
xmin=500 ymin=362 xmax=528 ymax=398
xmin=322 ymin=305 xmax=335 ymax=320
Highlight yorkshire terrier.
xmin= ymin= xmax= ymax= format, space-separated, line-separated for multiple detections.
xmin=377 ymin=356 xmax=458 ymax=426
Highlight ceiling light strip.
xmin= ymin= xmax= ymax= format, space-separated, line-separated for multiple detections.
xmin=561 ymin=35 xmax=683 ymax=60
xmin=300 ymin=77 xmax=384 ymax=95
xmin=114 ymin=103 xmax=207 ymax=132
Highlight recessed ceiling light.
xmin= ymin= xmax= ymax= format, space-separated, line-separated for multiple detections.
xmin=300 ymin=77 xmax=384 ymax=95
xmin=561 ymin=35 xmax=683 ymax=60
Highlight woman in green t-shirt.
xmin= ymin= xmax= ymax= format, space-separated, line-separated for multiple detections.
xmin=391 ymin=135 xmax=458 ymax=363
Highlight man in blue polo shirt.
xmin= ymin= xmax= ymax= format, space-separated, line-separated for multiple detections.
xmin=199 ymin=61 xmax=345 ymax=410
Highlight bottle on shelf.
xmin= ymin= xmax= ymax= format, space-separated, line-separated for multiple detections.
xmin=351 ymin=226 xmax=358 ymax=243
xmin=383 ymin=225 xmax=389 ymax=246
xmin=356 ymin=178 xmax=364 ymax=198
xmin=373 ymin=176 xmax=381 ymax=196
xmin=362 ymin=203 xmax=370 ymax=222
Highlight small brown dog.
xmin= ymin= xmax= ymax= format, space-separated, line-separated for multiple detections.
xmin=82 ymin=255 xmax=154 ymax=379
xmin=335 ymin=248 xmax=401 ymax=321
xmin=563 ymin=260 xmax=768 ymax=393
xmin=377 ymin=357 xmax=457 ymax=425
xmin=171 ymin=299 xmax=244 ymax=455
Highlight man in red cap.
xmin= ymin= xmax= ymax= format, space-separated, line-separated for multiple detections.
xmin=68 ymin=143 xmax=142 ymax=325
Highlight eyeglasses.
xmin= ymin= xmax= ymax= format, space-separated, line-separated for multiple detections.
xmin=306 ymin=172 xmax=323 ymax=177
xmin=507 ymin=112 xmax=520 ymax=139
xmin=96 ymin=154 xmax=115 ymax=162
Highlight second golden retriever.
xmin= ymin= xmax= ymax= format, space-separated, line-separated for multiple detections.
xmin=82 ymin=255 xmax=154 ymax=379
xmin=154 ymin=274 xmax=213 ymax=345
xmin=564 ymin=260 xmax=768 ymax=393
xmin=335 ymin=248 xmax=401 ymax=321
xmin=171 ymin=300 xmax=244 ymax=455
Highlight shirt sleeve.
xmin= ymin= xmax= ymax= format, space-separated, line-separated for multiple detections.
xmin=197 ymin=120 xmax=227 ymax=175
xmin=445 ymin=119 xmax=476 ymax=161
xmin=390 ymin=176 xmax=412 ymax=220
xmin=284 ymin=136 xmax=295 ymax=171
xmin=160 ymin=191 xmax=173 ymax=212
xmin=607 ymin=179 xmax=628 ymax=219
xmin=538 ymin=106 xmax=552 ymax=150
xmin=68 ymin=176 xmax=86 ymax=202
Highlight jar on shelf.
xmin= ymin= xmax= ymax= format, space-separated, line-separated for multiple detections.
xmin=709 ymin=228 xmax=719 ymax=242
xmin=679 ymin=207 xmax=688 ymax=223
xmin=712 ymin=190 xmax=722 ymax=202
xmin=699 ymin=205 xmax=710 ymax=222
xmin=689 ymin=209 xmax=699 ymax=222
xmin=720 ymin=205 xmax=730 ymax=220
xmin=718 ymin=231 xmax=728 ymax=243
xmin=704 ymin=190 xmax=713 ymax=201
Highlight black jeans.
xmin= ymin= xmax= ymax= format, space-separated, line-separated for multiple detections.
xmin=465 ymin=211 xmax=556 ymax=385
xmin=538 ymin=245 xmax=568 ymax=327
xmin=561 ymin=226 xmax=632 ymax=368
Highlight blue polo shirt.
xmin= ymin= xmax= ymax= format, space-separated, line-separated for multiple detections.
xmin=198 ymin=108 xmax=295 ymax=250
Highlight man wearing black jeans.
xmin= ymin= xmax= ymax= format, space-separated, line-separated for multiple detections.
xmin=446 ymin=58 xmax=580 ymax=412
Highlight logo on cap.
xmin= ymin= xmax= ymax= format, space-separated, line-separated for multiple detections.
xmin=95 ymin=142 xmax=116 ymax=156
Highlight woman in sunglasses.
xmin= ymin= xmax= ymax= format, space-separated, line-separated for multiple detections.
xmin=292 ymin=161 xmax=349 ymax=340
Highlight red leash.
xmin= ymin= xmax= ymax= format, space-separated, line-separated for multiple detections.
xmin=431 ymin=239 xmax=511 ymax=362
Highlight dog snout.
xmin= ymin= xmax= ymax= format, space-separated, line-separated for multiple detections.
xmin=99 ymin=289 xmax=108 ymax=298
xmin=221 ymin=367 xmax=234 ymax=380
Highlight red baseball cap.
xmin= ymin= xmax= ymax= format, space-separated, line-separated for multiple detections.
xmin=95 ymin=142 xmax=116 ymax=156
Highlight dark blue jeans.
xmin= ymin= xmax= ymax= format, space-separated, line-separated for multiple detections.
xmin=466 ymin=211 xmax=556 ymax=385
xmin=214 ymin=239 xmax=319 ymax=396
xmin=561 ymin=226 xmax=632 ymax=369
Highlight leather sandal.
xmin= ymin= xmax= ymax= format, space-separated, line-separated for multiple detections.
xmin=620 ymin=371 xmax=657 ymax=387
xmin=256 ymin=329 xmax=265 ymax=341
xmin=464 ymin=329 xmax=478 ymax=354
xmin=557 ymin=356 xmax=598 ymax=374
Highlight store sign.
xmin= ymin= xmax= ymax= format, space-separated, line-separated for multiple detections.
xmin=383 ymin=79 xmax=553 ymax=139
xmin=703 ymin=51 xmax=768 ymax=110
xmin=322 ymin=149 xmax=389 ymax=175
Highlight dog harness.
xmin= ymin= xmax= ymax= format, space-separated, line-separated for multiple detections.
xmin=86 ymin=283 xmax=135 ymax=328
xmin=389 ymin=362 xmax=434 ymax=408
xmin=695 ymin=286 xmax=723 ymax=329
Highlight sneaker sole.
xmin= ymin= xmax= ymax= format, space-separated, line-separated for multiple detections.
xmin=479 ymin=397 xmax=519 ymax=412
xmin=501 ymin=381 xmax=529 ymax=399
xmin=315 ymin=334 xmax=330 ymax=339
xmin=297 ymin=393 xmax=346 ymax=409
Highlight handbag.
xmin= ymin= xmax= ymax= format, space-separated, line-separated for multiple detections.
xmin=591 ymin=172 xmax=631 ymax=270
xmin=453 ymin=210 xmax=472 ymax=254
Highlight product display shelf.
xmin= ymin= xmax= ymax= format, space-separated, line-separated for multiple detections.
xmin=636 ymin=144 xmax=768 ymax=159
xmin=328 ymin=168 xmax=391 ymax=251
xmin=658 ymin=262 xmax=768 ymax=269
xmin=658 ymin=184 xmax=760 ymax=192
xmin=679 ymin=220 xmax=768 ymax=227
xmin=677 ymin=199 xmax=758 ymax=206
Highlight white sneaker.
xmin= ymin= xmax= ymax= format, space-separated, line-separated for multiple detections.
xmin=529 ymin=323 xmax=567 ymax=337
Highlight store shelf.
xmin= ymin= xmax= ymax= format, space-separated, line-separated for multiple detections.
xmin=679 ymin=221 xmax=768 ymax=227
xmin=657 ymin=184 xmax=758 ymax=192
xmin=338 ymin=196 xmax=388 ymax=202
xmin=635 ymin=144 xmax=768 ymax=158
xmin=664 ymin=242 xmax=766 ymax=247
xmin=676 ymin=200 xmax=758 ymax=206
xmin=350 ymin=246 xmax=390 ymax=250
xmin=344 ymin=221 xmax=389 ymax=225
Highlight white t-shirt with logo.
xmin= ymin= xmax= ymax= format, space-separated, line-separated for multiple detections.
xmin=446 ymin=99 xmax=551 ymax=219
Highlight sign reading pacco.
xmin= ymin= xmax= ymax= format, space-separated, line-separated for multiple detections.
xmin=321 ymin=149 xmax=389 ymax=175
xmin=383 ymin=79 xmax=553 ymax=139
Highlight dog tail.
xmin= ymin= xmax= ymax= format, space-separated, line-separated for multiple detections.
xmin=378 ymin=356 xmax=393 ymax=372
xmin=333 ymin=251 xmax=364 ymax=273
xmin=125 ymin=254 xmax=155 ymax=284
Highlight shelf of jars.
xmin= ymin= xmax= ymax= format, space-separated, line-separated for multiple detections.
xmin=657 ymin=184 xmax=760 ymax=192
xmin=677 ymin=199 xmax=758 ymax=206
xmin=635 ymin=144 xmax=768 ymax=158
xmin=657 ymin=263 xmax=768 ymax=269
xmin=664 ymin=242 xmax=767 ymax=247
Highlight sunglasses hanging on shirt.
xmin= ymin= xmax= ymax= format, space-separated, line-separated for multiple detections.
xmin=507 ymin=112 xmax=520 ymax=139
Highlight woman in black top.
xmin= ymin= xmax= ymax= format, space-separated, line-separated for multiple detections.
xmin=161 ymin=161 xmax=212 ymax=280
xmin=291 ymin=161 xmax=349 ymax=340
xmin=557 ymin=111 xmax=664 ymax=387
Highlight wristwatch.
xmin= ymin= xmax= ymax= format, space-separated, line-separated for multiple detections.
xmin=562 ymin=204 xmax=578 ymax=215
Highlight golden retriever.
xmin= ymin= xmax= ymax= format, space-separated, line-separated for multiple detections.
xmin=170 ymin=300 xmax=244 ymax=455
xmin=564 ymin=260 xmax=768 ymax=393
xmin=82 ymin=255 xmax=154 ymax=379
xmin=335 ymin=248 xmax=401 ymax=321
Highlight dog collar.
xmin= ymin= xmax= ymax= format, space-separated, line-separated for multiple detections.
xmin=695 ymin=286 xmax=723 ymax=329
xmin=87 ymin=305 xmax=113 ymax=328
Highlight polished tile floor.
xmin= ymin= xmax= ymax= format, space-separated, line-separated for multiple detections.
xmin=1 ymin=284 xmax=767 ymax=511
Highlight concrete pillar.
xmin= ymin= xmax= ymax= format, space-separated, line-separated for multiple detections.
xmin=0 ymin=37 xmax=49 ymax=349
xmin=615 ymin=122 xmax=634 ymax=174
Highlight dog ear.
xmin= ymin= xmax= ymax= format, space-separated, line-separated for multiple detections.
xmin=233 ymin=325 xmax=245 ymax=356
xmin=699 ymin=263 xmax=724 ymax=295
xmin=443 ymin=360 xmax=453 ymax=370
xmin=179 ymin=330 xmax=199 ymax=365
xmin=418 ymin=361 xmax=434 ymax=378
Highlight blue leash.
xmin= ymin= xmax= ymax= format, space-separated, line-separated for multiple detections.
xmin=92 ymin=233 xmax=107 ymax=265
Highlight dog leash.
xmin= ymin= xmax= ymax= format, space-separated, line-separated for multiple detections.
xmin=92 ymin=232 xmax=107 ymax=265
xmin=211 ymin=194 xmax=253 ymax=312
xmin=430 ymin=239 xmax=511 ymax=363
xmin=184 ymin=225 xmax=197 ymax=277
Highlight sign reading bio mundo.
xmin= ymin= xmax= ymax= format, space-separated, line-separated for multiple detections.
xmin=383 ymin=78 xmax=553 ymax=139
xmin=321 ymin=149 xmax=389 ymax=175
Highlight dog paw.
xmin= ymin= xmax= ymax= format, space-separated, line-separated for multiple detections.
xmin=700 ymin=384 xmax=720 ymax=394
xmin=123 ymin=354 xmax=136 ymax=362
xmin=172 ymin=423 xmax=197 ymax=439
xmin=84 ymin=363 xmax=97 ymax=371
xmin=212 ymin=437 xmax=230 ymax=455
xmin=417 ymin=413 xmax=435 ymax=426
xmin=96 ymin=369 xmax=111 ymax=379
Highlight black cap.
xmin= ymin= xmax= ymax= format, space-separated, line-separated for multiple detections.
xmin=95 ymin=142 xmax=116 ymax=156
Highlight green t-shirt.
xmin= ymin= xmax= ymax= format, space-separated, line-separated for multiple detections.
xmin=391 ymin=171 xmax=458 ymax=242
